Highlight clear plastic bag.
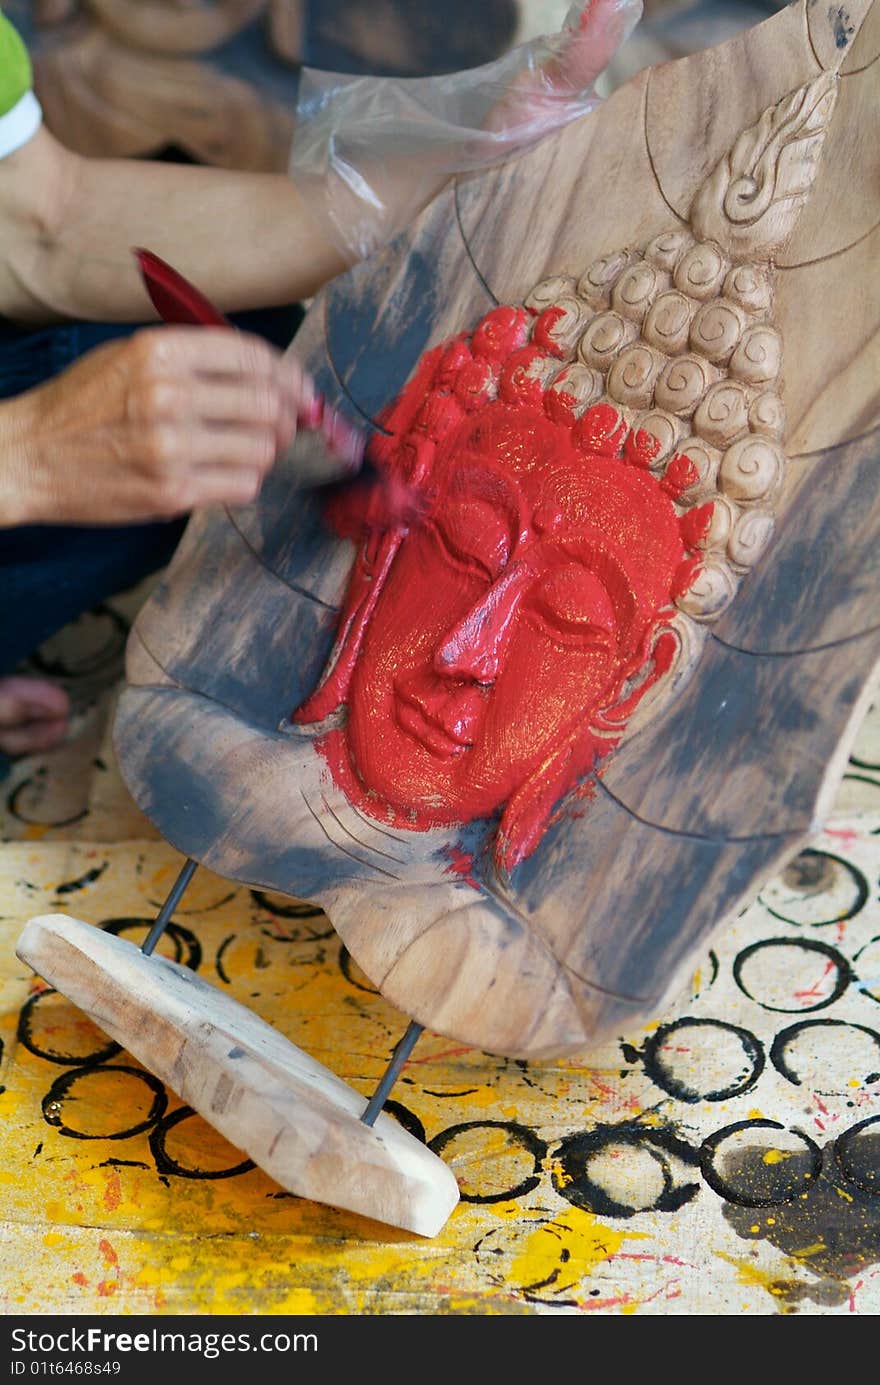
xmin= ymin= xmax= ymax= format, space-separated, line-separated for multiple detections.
xmin=289 ymin=0 xmax=643 ymax=263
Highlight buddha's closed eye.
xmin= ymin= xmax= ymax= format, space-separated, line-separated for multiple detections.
xmin=432 ymin=498 xmax=512 ymax=580
xmin=526 ymin=565 xmax=618 ymax=649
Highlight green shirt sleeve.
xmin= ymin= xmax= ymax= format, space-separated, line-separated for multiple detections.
xmin=0 ymin=12 xmax=41 ymax=157
xmin=0 ymin=12 xmax=33 ymax=117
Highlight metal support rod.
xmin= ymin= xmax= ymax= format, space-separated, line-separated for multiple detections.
xmin=141 ymin=857 xmax=199 ymax=956
xmin=360 ymin=1019 xmax=424 ymax=1127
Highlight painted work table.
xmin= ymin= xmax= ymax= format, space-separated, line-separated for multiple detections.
xmin=1 ymin=739 xmax=879 ymax=1312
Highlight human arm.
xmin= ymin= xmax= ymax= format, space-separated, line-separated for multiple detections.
xmin=0 ymin=0 xmax=641 ymax=526
xmin=0 ymin=124 xmax=348 ymax=326
xmin=0 ymin=0 xmax=642 ymax=324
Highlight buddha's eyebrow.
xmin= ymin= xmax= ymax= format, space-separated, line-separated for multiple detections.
xmin=443 ymin=464 xmax=521 ymax=533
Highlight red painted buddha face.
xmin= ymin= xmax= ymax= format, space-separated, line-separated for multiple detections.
xmin=292 ymin=307 xmax=707 ymax=871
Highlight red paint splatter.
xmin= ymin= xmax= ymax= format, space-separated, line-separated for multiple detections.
xmin=409 ymin=1045 xmax=472 ymax=1065
xmin=71 ymin=1272 xmax=88 ymax=1287
xmin=102 ymin=1170 xmax=122 ymax=1211
xmin=442 ymin=846 xmax=480 ymax=890
xmin=96 ymin=1242 xmax=121 ymax=1298
xmin=826 ymin=827 xmax=860 ymax=847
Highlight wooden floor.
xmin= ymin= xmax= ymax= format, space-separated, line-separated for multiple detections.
xmin=1 ymin=585 xmax=879 ymax=1315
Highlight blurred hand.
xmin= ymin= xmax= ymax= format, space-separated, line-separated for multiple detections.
xmin=0 ymin=676 xmax=69 ymax=757
xmin=1 ymin=325 xmax=323 ymax=525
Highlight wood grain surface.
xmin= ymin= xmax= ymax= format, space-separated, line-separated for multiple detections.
xmin=16 ymin=913 xmax=460 ymax=1236
xmin=115 ymin=0 xmax=880 ymax=1060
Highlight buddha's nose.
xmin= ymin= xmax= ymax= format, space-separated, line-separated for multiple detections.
xmin=433 ymin=564 xmax=529 ymax=685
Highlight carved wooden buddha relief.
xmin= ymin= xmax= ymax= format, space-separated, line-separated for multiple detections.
xmin=288 ymin=76 xmax=833 ymax=872
xmin=111 ymin=0 xmax=879 ymax=1062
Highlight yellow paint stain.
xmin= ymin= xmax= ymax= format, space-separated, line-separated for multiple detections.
xmin=763 ymin=1149 xmax=791 ymax=1165
xmin=747 ymin=1108 xmax=764 ymax=1120
xmin=836 ymin=1187 xmax=854 ymax=1203
xmin=509 ymin=1207 xmax=629 ymax=1288
xmin=793 ymin=1242 xmax=826 ymax=1259
xmin=5 ymin=832 xmax=880 ymax=1316
xmin=0 ymin=1090 xmax=23 ymax=1117
xmin=716 ymin=1252 xmax=784 ymax=1295
xmin=547 ymin=1154 xmax=571 ymax=1188
xmin=128 ymin=1255 xmax=325 ymax=1316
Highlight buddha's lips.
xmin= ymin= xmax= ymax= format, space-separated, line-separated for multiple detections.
xmin=394 ymin=687 xmax=474 ymax=760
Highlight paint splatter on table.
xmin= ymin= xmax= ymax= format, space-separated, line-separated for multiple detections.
xmin=2 ymin=729 xmax=879 ymax=1312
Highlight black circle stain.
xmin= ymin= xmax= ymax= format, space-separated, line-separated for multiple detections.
xmin=640 ymin=1017 xmax=765 ymax=1102
xmin=42 ymin=1065 xmax=167 ymax=1140
xmin=149 ymin=1105 xmax=255 ymax=1180
xmin=553 ymin=1122 xmax=700 ymax=1218
xmin=429 ymin=1120 xmax=546 ymax=1203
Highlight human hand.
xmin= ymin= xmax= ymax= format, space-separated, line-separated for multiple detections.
xmin=0 ymin=326 xmax=339 ymax=526
xmin=289 ymin=0 xmax=642 ymax=263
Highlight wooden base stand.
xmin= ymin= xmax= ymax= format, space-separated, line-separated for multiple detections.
xmin=16 ymin=913 xmax=460 ymax=1237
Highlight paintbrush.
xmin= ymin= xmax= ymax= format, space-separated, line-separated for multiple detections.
xmin=133 ymin=247 xmax=367 ymax=484
xmin=134 ymin=248 xmax=427 ymax=535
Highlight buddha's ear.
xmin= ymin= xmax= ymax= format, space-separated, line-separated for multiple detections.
xmin=491 ymin=613 xmax=707 ymax=877
xmin=493 ymin=721 xmax=609 ymax=879
xmin=593 ymin=613 xmax=707 ymax=741
xmin=287 ymin=529 xmax=405 ymax=728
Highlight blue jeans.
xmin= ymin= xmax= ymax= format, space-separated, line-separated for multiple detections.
xmin=0 ymin=304 xmax=303 ymax=677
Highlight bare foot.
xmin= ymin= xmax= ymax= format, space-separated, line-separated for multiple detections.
xmin=0 ymin=676 xmax=70 ymax=757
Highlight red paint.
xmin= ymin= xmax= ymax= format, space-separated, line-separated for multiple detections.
xmin=443 ymin=846 xmax=480 ymax=891
xmin=531 ymin=306 xmax=570 ymax=359
xmin=96 ymin=1237 xmax=120 ymax=1297
xmin=678 ymin=502 xmax=714 ymax=550
xmin=294 ymin=307 xmax=707 ymax=871
xmin=661 ymin=452 xmax=699 ymax=500
xmin=623 ymin=428 xmax=661 ymax=469
xmin=103 ymin=1170 xmax=122 ymax=1212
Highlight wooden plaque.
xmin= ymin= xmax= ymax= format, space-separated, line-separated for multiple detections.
xmin=114 ymin=0 xmax=880 ymax=1060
